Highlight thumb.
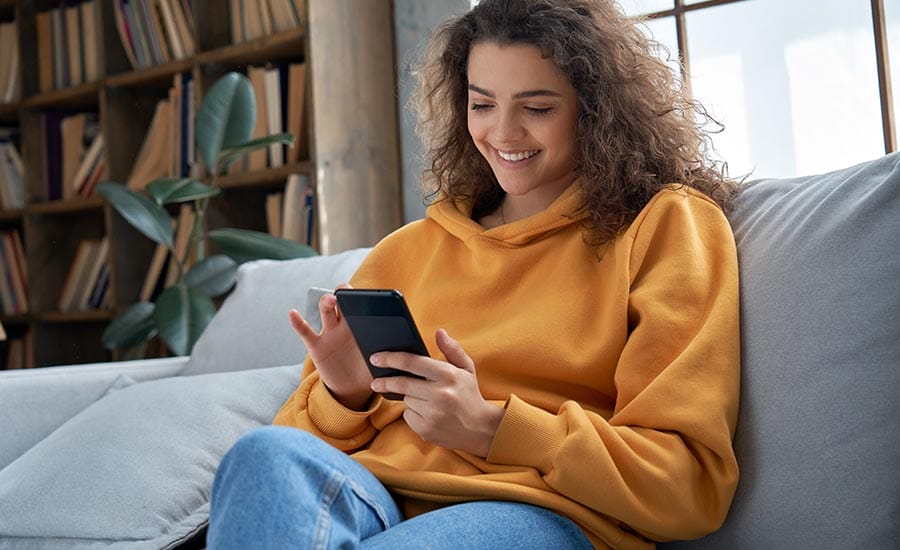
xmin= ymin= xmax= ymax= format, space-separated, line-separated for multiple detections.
xmin=436 ymin=328 xmax=475 ymax=373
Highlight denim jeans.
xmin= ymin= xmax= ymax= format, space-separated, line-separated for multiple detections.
xmin=208 ymin=425 xmax=593 ymax=549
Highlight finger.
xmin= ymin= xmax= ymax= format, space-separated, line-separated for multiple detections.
xmin=436 ymin=329 xmax=476 ymax=373
xmin=288 ymin=309 xmax=319 ymax=346
xmin=370 ymin=352 xmax=443 ymax=380
xmin=318 ymin=292 xmax=341 ymax=329
xmin=371 ymin=374 xmax=430 ymax=398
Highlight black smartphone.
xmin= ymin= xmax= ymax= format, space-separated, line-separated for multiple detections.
xmin=334 ymin=288 xmax=428 ymax=400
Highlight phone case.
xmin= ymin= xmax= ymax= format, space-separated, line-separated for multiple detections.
xmin=335 ymin=289 xmax=428 ymax=400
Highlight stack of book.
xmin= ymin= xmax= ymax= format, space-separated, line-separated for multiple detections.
xmin=0 ymin=132 xmax=24 ymax=210
xmin=231 ymin=62 xmax=306 ymax=174
xmin=114 ymin=0 xmax=197 ymax=70
xmin=39 ymin=112 xmax=103 ymax=202
xmin=265 ymin=173 xmax=315 ymax=246
xmin=35 ymin=0 xmax=101 ymax=92
xmin=229 ymin=0 xmax=304 ymax=44
xmin=0 ymin=19 xmax=21 ymax=104
xmin=128 ymin=73 xmax=195 ymax=189
xmin=0 ymin=229 xmax=28 ymax=316
xmin=57 ymin=237 xmax=110 ymax=313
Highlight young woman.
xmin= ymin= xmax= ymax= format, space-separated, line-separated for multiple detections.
xmin=207 ymin=1 xmax=741 ymax=548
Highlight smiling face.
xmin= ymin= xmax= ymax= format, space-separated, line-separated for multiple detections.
xmin=466 ymin=41 xmax=580 ymax=218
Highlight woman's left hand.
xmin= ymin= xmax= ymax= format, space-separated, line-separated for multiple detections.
xmin=369 ymin=329 xmax=504 ymax=458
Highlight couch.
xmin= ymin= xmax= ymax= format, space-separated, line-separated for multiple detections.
xmin=0 ymin=153 xmax=897 ymax=549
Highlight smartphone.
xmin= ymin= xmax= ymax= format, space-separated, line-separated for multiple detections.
xmin=334 ymin=288 xmax=428 ymax=400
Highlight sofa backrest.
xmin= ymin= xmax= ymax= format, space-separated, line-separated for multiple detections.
xmin=665 ymin=152 xmax=900 ymax=548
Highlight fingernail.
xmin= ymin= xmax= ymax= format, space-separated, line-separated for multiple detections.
xmin=370 ymin=354 xmax=380 ymax=365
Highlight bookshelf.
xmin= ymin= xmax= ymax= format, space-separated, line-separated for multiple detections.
xmin=0 ymin=0 xmax=402 ymax=369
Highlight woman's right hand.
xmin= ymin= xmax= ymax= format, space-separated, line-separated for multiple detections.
xmin=288 ymin=285 xmax=373 ymax=410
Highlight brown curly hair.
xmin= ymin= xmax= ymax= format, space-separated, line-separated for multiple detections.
xmin=413 ymin=0 xmax=739 ymax=246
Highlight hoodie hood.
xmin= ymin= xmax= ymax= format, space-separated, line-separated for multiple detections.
xmin=426 ymin=183 xmax=587 ymax=248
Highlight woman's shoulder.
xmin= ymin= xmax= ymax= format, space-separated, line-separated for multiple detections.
xmin=629 ymin=184 xmax=729 ymax=233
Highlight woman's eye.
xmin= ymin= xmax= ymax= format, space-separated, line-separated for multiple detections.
xmin=470 ymin=103 xmax=492 ymax=111
xmin=526 ymin=107 xmax=553 ymax=116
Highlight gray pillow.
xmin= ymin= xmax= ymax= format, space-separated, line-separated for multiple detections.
xmin=183 ymin=248 xmax=371 ymax=376
xmin=0 ymin=357 xmax=187 ymax=471
xmin=665 ymin=153 xmax=900 ymax=548
xmin=0 ymin=364 xmax=301 ymax=549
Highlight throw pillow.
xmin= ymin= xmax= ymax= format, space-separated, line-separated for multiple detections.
xmin=183 ymin=247 xmax=371 ymax=376
xmin=0 ymin=357 xmax=187 ymax=471
xmin=0 ymin=363 xmax=301 ymax=549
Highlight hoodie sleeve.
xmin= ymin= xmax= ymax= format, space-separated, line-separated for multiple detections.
xmin=486 ymin=190 xmax=741 ymax=541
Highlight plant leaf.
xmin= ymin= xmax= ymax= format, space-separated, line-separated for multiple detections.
xmin=154 ymin=283 xmax=217 ymax=356
xmin=210 ymin=228 xmax=317 ymax=263
xmin=183 ymin=254 xmax=238 ymax=297
xmin=102 ymin=302 xmax=158 ymax=350
xmin=217 ymin=133 xmax=295 ymax=173
xmin=147 ymin=177 xmax=220 ymax=205
xmin=97 ymin=181 xmax=174 ymax=248
xmin=195 ymin=72 xmax=256 ymax=171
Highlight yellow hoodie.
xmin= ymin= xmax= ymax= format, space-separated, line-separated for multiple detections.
xmin=274 ymin=184 xmax=740 ymax=549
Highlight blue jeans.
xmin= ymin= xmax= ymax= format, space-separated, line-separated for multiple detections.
xmin=208 ymin=426 xmax=593 ymax=549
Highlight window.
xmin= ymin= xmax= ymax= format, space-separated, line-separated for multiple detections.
xmin=623 ymin=0 xmax=894 ymax=179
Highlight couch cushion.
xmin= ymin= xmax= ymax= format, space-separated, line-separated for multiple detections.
xmin=183 ymin=247 xmax=371 ymax=376
xmin=0 ymin=357 xmax=188 ymax=471
xmin=0 ymin=364 xmax=301 ymax=549
xmin=665 ymin=153 xmax=900 ymax=548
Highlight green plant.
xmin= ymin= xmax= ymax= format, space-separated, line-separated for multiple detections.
xmin=99 ymin=72 xmax=315 ymax=356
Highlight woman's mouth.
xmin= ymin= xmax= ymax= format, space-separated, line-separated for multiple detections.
xmin=496 ymin=149 xmax=540 ymax=163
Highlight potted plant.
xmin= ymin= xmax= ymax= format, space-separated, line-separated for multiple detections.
xmin=99 ymin=71 xmax=314 ymax=356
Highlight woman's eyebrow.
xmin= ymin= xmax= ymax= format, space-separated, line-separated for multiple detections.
xmin=468 ymin=84 xmax=561 ymax=99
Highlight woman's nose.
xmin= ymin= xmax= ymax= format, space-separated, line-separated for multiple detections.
xmin=490 ymin=111 xmax=526 ymax=142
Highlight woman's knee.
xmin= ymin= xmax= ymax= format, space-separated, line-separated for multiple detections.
xmin=221 ymin=425 xmax=322 ymax=469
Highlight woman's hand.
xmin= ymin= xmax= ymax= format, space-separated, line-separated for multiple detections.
xmin=288 ymin=285 xmax=373 ymax=411
xmin=369 ymin=329 xmax=504 ymax=458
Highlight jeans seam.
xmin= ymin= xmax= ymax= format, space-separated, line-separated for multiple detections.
xmin=346 ymin=478 xmax=394 ymax=530
xmin=312 ymin=471 xmax=345 ymax=550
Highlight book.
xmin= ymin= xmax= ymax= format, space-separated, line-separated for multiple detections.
xmin=265 ymin=192 xmax=283 ymax=237
xmin=81 ymin=0 xmax=100 ymax=82
xmin=51 ymin=8 xmax=68 ymax=89
xmin=286 ymin=62 xmax=307 ymax=163
xmin=2 ymin=232 xmax=27 ymax=314
xmin=247 ymin=65 xmax=269 ymax=171
xmin=40 ymin=112 xmax=64 ymax=201
xmin=169 ymin=0 xmax=196 ymax=56
xmin=0 ymin=142 xmax=25 ymax=210
xmin=72 ymin=132 xmax=105 ymax=196
xmin=157 ymin=0 xmax=185 ymax=59
xmin=128 ymin=99 xmax=173 ymax=190
xmin=281 ymin=173 xmax=312 ymax=243
xmin=264 ymin=65 xmax=284 ymax=167
xmin=229 ymin=0 xmax=243 ymax=43
xmin=65 ymin=4 xmax=83 ymax=86
xmin=258 ymin=0 xmax=274 ymax=36
xmin=114 ymin=0 xmax=140 ymax=69
xmin=140 ymin=239 xmax=170 ymax=301
xmin=57 ymin=239 xmax=100 ymax=312
xmin=145 ymin=0 xmax=172 ymax=63
xmin=0 ymin=235 xmax=18 ymax=314
xmin=76 ymin=237 xmax=109 ymax=310
xmin=61 ymin=113 xmax=87 ymax=200
xmin=35 ymin=12 xmax=54 ymax=92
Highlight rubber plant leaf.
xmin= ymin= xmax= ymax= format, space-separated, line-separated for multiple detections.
xmin=102 ymin=302 xmax=158 ymax=349
xmin=154 ymin=283 xmax=217 ymax=356
xmin=210 ymin=228 xmax=316 ymax=263
xmin=195 ymin=71 xmax=256 ymax=171
xmin=97 ymin=181 xmax=174 ymax=248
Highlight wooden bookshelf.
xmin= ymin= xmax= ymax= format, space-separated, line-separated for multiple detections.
xmin=0 ymin=0 xmax=402 ymax=369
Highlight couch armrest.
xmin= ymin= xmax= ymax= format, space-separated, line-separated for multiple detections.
xmin=0 ymin=357 xmax=189 ymax=470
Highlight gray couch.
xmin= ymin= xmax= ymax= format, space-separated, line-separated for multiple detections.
xmin=0 ymin=153 xmax=897 ymax=549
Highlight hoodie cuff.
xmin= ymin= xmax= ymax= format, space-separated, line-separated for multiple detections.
xmin=307 ymin=377 xmax=379 ymax=440
xmin=486 ymin=394 xmax=567 ymax=474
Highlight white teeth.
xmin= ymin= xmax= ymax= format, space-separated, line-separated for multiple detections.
xmin=497 ymin=149 xmax=539 ymax=162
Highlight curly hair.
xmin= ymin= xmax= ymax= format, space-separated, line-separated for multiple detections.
xmin=412 ymin=0 xmax=739 ymax=246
